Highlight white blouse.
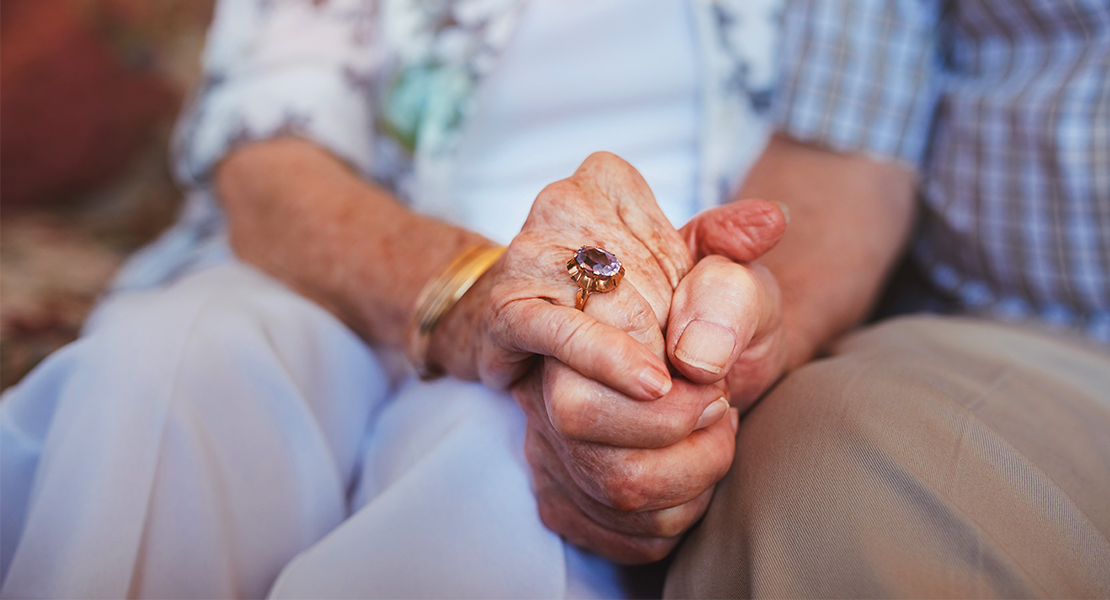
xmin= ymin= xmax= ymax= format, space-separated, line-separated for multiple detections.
xmin=452 ymin=0 xmax=700 ymax=242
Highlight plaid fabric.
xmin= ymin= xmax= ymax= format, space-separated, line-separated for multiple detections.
xmin=775 ymin=0 xmax=1110 ymax=343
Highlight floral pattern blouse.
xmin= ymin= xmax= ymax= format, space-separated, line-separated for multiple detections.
xmin=111 ymin=0 xmax=782 ymax=292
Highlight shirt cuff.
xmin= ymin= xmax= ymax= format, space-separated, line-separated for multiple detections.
xmin=772 ymin=0 xmax=943 ymax=169
xmin=173 ymin=65 xmax=373 ymax=187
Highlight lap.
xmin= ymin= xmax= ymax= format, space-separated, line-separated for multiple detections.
xmin=272 ymin=377 xmax=624 ymax=599
xmin=1 ymin=262 xmax=391 ymax=598
xmin=665 ymin=315 xmax=1110 ymax=598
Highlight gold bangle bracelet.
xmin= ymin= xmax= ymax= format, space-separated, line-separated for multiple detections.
xmin=407 ymin=244 xmax=506 ymax=380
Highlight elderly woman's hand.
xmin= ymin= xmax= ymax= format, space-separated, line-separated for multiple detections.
xmin=428 ymin=151 xmax=696 ymax=399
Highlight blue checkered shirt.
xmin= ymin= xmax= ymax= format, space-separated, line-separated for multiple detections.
xmin=775 ymin=0 xmax=1110 ymax=343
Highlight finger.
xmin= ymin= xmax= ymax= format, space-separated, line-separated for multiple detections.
xmin=563 ymin=408 xmax=739 ymax=513
xmin=574 ymin=152 xmax=693 ymax=291
xmin=667 ymin=256 xmax=780 ymax=383
xmin=580 ymin=277 xmax=666 ymax=354
xmin=680 ymin=198 xmax=787 ymax=262
xmin=528 ymin=429 xmax=715 ymax=538
xmin=542 ymin=356 xmax=728 ymax=448
xmin=722 ymin=327 xmax=789 ymax=411
xmin=531 ymin=458 xmax=681 ymax=565
xmin=510 ymin=364 xmax=547 ymax=423
xmin=490 ymin=283 xmax=670 ymax=399
xmin=516 ymin=367 xmax=738 ymax=513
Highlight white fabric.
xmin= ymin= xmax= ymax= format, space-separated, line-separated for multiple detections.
xmin=3 ymin=265 xmax=383 ymax=597
xmin=0 ymin=1 xmax=701 ymax=598
xmin=450 ymin=0 xmax=700 ymax=242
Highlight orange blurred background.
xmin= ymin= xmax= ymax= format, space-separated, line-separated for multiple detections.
xmin=1 ymin=0 xmax=215 ymax=389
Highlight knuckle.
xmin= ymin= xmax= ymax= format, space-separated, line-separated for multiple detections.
xmin=579 ymin=152 xmax=640 ymax=189
xmin=582 ymin=151 xmax=621 ymax=170
xmin=594 ymin=293 xmax=659 ymax=343
xmin=624 ymin=296 xmax=659 ymax=332
xmin=551 ymin=315 xmax=593 ymax=359
xmin=596 ymin=460 xmax=653 ymax=513
xmin=535 ymin=180 xmax=579 ymax=212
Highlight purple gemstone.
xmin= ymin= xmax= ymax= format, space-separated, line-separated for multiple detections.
xmin=575 ymin=246 xmax=621 ymax=278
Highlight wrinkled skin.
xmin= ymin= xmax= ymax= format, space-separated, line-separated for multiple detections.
xmin=431 ymin=152 xmax=691 ymax=401
xmin=500 ymin=153 xmax=790 ymax=563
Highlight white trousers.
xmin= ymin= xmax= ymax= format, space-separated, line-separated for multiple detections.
xmin=0 ymin=263 xmax=623 ymax=599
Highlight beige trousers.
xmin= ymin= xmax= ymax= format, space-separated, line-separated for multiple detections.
xmin=665 ymin=315 xmax=1110 ymax=598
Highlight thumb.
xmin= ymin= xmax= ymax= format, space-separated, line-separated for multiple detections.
xmin=680 ymin=199 xmax=788 ymax=262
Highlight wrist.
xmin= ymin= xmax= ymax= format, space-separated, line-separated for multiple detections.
xmin=425 ymin=267 xmax=497 ymax=381
xmin=409 ymin=244 xmax=505 ymax=380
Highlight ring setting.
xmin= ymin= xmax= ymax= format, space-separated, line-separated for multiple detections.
xmin=567 ymin=246 xmax=625 ymax=310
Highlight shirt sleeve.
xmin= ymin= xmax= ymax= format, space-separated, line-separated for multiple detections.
xmin=172 ymin=0 xmax=378 ymax=188
xmin=772 ymin=0 xmax=944 ymax=168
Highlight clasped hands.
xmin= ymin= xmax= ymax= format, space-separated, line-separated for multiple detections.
xmin=429 ymin=152 xmax=789 ymax=563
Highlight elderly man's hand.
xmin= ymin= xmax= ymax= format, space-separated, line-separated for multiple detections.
xmin=668 ymin=200 xmax=791 ymax=409
xmin=514 ymin=365 xmax=738 ymax=563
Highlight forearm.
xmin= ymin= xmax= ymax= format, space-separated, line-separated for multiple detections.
xmin=214 ymin=137 xmax=490 ymax=354
xmin=742 ymin=135 xmax=916 ymax=369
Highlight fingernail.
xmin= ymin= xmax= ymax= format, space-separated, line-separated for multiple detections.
xmin=729 ymin=407 xmax=740 ymax=432
xmin=675 ymin=320 xmax=737 ymax=375
xmin=695 ymin=398 xmax=729 ymax=430
xmin=639 ymin=366 xmax=672 ymax=397
xmin=773 ymin=201 xmax=791 ymax=224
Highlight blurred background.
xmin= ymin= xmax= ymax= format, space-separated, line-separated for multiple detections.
xmin=1 ymin=0 xmax=216 ymax=389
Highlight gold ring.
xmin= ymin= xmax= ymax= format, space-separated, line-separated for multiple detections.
xmin=567 ymin=246 xmax=625 ymax=310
